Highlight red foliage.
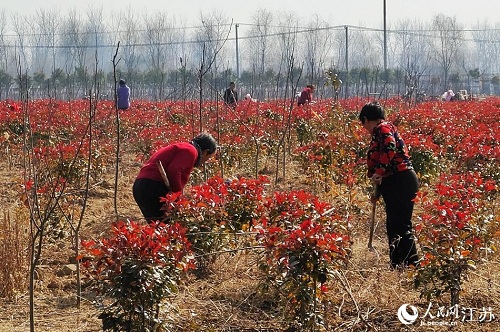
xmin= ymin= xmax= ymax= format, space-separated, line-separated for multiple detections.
xmin=80 ymin=220 xmax=195 ymax=279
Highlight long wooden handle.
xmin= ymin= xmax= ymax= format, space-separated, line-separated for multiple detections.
xmin=368 ymin=185 xmax=379 ymax=251
xmin=156 ymin=160 xmax=170 ymax=189
xmin=368 ymin=201 xmax=376 ymax=251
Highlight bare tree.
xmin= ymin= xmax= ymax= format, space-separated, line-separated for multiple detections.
xmin=0 ymin=10 xmax=7 ymax=70
xmin=33 ymin=9 xmax=60 ymax=72
xmin=332 ymin=28 xmax=347 ymax=70
xmin=349 ymin=28 xmax=381 ymax=70
xmin=116 ymin=7 xmax=142 ymax=86
xmin=247 ymin=9 xmax=274 ymax=99
xmin=431 ymin=14 xmax=464 ymax=90
xmin=143 ymin=11 xmax=175 ymax=101
xmin=59 ymin=9 xmax=92 ymax=98
xmin=11 ymin=13 xmax=31 ymax=75
xmin=470 ymin=22 xmax=500 ymax=76
xmin=194 ymin=10 xmax=232 ymax=116
xmin=86 ymin=7 xmax=110 ymax=98
xmin=0 ymin=10 xmax=14 ymax=98
xmin=303 ymin=14 xmax=332 ymax=86
xmin=274 ymin=12 xmax=299 ymax=100
xmin=195 ymin=10 xmax=232 ymax=94
xmin=176 ymin=20 xmax=198 ymax=102
xmin=30 ymin=9 xmax=61 ymax=98
xmin=394 ymin=19 xmax=431 ymax=98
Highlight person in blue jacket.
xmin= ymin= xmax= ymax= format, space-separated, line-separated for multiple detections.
xmin=117 ymin=79 xmax=130 ymax=110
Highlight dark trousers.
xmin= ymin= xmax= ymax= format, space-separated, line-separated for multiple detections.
xmin=379 ymin=170 xmax=419 ymax=268
xmin=132 ymin=178 xmax=169 ymax=223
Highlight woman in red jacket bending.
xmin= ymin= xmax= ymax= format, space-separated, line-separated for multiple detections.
xmin=297 ymin=84 xmax=315 ymax=106
xmin=133 ymin=132 xmax=217 ymax=223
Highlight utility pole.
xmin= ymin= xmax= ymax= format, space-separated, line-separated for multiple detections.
xmin=383 ymin=0 xmax=387 ymax=74
xmin=235 ymin=23 xmax=240 ymax=79
xmin=345 ymin=25 xmax=349 ymax=99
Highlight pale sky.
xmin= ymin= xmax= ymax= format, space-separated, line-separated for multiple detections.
xmin=2 ymin=0 xmax=499 ymax=29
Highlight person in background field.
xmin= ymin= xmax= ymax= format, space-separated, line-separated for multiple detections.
xmin=442 ymin=89 xmax=455 ymax=102
xmin=117 ymin=79 xmax=130 ymax=110
xmin=454 ymin=90 xmax=465 ymax=101
xmin=297 ymin=84 xmax=316 ymax=106
xmin=245 ymin=93 xmax=257 ymax=102
xmin=223 ymin=81 xmax=238 ymax=108
xmin=358 ymin=102 xmax=419 ymax=269
xmin=133 ymin=132 xmax=218 ymax=223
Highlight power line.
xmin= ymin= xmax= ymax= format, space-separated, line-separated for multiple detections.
xmin=0 ymin=25 xmax=348 ymax=49
xmin=3 ymin=22 xmax=499 ymax=48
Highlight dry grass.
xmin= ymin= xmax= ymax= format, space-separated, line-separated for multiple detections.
xmin=0 ymin=152 xmax=498 ymax=332
xmin=0 ymin=209 xmax=29 ymax=300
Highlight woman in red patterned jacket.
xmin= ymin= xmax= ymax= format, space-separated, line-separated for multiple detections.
xmin=133 ymin=132 xmax=217 ymax=223
xmin=359 ymin=102 xmax=419 ymax=269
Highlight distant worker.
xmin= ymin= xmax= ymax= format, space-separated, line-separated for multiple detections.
xmin=223 ymin=81 xmax=238 ymax=108
xmin=245 ymin=93 xmax=257 ymax=102
xmin=297 ymin=84 xmax=316 ymax=106
xmin=454 ymin=90 xmax=465 ymax=101
xmin=117 ymin=79 xmax=130 ymax=110
xmin=442 ymin=89 xmax=455 ymax=102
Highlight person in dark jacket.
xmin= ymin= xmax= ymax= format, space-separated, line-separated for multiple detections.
xmin=359 ymin=102 xmax=419 ymax=269
xmin=133 ymin=132 xmax=217 ymax=223
xmin=117 ymin=79 xmax=130 ymax=110
xmin=223 ymin=81 xmax=238 ymax=108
